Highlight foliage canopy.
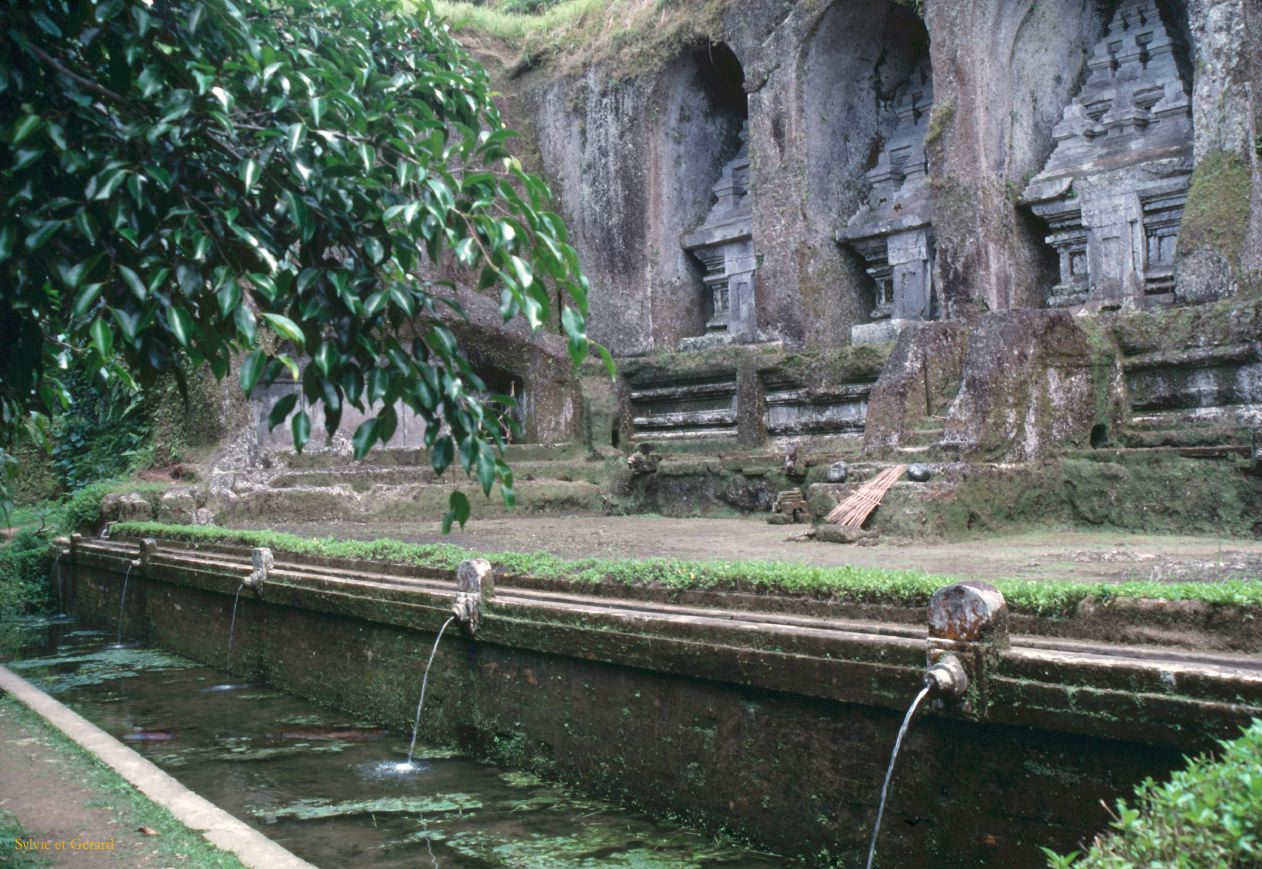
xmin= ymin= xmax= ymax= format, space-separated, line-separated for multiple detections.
xmin=1 ymin=0 xmax=603 ymax=525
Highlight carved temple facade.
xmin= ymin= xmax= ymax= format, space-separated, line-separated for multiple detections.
xmin=682 ymin=124 xmax=757 ymax=348
xmin=838 ymin=60 xmax=938 ymax=346
xmin=1021 ymin=0 xmax=1194 ymax=310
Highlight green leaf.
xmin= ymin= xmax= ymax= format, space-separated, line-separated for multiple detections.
xmin=291 ymin=410 xmax=312 ymax=452
xmin=431 ymin=437 xmax=453 ymax=474
xmin=260 ymin=312 xmax=305 ymax=350
xmin=90 ymin=317 xmax=113 ymax=359
xmin=239 ymin=350 xmax=266 ymax=394
xmin=239 ymin=157 xmax=260 ymax=193
xmin=363 ymin=237 xmax=386 ymax=265
xmin=267 ymin=393 xmax=298 ymax=431
xmin=118 ymin=265 xmax=147 ymax=301
xmin=283 ymin=190 xmax=312 ymax=241
xmin=442 ymin=490 xmax=471 ymax=534
xmin=24 ymin=220 xmax=62 ymax=252
xmin=287 ymin=122 xmax=306 ymax=153
xmin=168 ymin=307 xmax=194 ymax=347
xmin=10 ymin=114 xmax=42 ymax=146
xmin=475 ymin=448 xmax=496 ymax=495
xmin=72 ymin=282 xmax=104 ymax=317
xmin=351 ymin=418 xmax=379 ymax=459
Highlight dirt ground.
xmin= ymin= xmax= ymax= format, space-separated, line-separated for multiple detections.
xmin=0 ymin=699 xmax=239 ymax=868
xmin=246 ymin=516 xmax=1262 ymax=585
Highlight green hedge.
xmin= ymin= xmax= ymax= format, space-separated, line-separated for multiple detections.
xmin=1047 ymin=719 xmax=1262 ymax=868
xmin=111 ymin=521 xmax=1262 ymax=617
xmin=0 ymin=533 xmax=54 ymax=615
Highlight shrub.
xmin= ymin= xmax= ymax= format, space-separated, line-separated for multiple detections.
xmin=1047 ymin=719 xmax=1262 ymax=868
xmin=61 ymin=481 xmax=115 ymax=534
xmin=0 ymin=534 xmax=53 ymax=615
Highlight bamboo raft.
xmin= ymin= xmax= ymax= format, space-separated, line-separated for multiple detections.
xmin=824 ymin=465 xmax=907 ymax=529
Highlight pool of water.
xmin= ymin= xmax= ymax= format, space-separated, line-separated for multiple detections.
xmin=1 ymin=618 xmax=781 ymax=868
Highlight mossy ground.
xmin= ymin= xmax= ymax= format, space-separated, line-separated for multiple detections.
xmin=433 ymin=0 xmax=744 ymax=79
xmin=112 ymin=520 xmax=1262 ymax=617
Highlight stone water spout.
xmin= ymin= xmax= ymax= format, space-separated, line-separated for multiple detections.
xmin=243 ymin=547 xmax=273 ymax=590
xmin=226 ymin=547 xmax=271 ymax=672
xmin=865 ymin=583 xmax=1009 ymax=869
xmin=450 ymin=558 xmax=493 ymax=635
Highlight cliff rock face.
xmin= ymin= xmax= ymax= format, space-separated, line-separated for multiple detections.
xmin=485 ymin=0 xmax=1259 ymax=361
xmin=863 ymin=321 xmax=969 ymax=453
xmin=939 ymin=310 xmax=1126 ymax=461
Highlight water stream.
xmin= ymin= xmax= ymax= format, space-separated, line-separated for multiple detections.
xmin=1 ymin=621 xmax=778 ymax=868
xmin=112 ymin=563 xmax=134 ymax=648
xmin=406 ymin=615 xmax=455 ymax=769
xmin=225 ymin=581 xmax=246 ymax=671
xmin=51 ymin=554 xmax=65 ymax=617
xmin=864 ymin=683 xmax=932 ymax=869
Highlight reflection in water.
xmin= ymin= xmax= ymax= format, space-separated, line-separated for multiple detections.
xmin=1 ymin=622 xmax=779 ymax=868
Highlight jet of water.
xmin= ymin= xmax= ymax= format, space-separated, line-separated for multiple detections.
xmin=115 ymin=563 xmax=134 ymax=646
xmin=226 ymin=581 xmax=246 ymax=671
xmin=865 ymin=683 xmax=932 ymax=869
xmin=406 ymin=616 xmax=456 ymax=766
xmin=51 ymin=554 xmax=64 ymax=617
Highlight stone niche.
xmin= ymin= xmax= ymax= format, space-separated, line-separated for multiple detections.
xmin=838 ymin=59 xmax=937 ymax=346
xmin=627 ymin=372 xmax=739 ymax=441
xmin=1022 ymin=0 xmax=1193 ymax=310
xmin=681 ymin=123 xmax=756 ymax=348
xmin=674 ymin=42 xmax=753 ymax=351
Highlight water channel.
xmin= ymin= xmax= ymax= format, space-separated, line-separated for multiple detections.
xmin=1 ymin=618 xmax=780 ymax=868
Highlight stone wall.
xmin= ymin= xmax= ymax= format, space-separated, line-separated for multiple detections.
xmin=63 ymin=539 xmax=1262 ymax=867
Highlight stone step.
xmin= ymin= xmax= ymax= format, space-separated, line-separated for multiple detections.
xmin=280 ymin=442 xmax=588 ymax=470
xmin=214 ymin=477 xmax=608 ymax=524
xmin=268 ymin=458 xmax=620 ymax=492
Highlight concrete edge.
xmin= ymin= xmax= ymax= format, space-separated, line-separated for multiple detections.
xmin=0 ymin=663 xmax=314 ymax=869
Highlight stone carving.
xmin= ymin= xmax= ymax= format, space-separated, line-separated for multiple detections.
xmin=1022 ymin=0 xmax=1193 ymax=310
xmin=628 ymin=372 xmax=738 ymax=440
xmin=838 ymin=60 xmax=937 ymax=346
xmin=682 ymin=123 xmax=756 ymax=344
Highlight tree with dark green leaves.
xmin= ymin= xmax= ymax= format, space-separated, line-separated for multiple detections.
xmin=0 ymin=0 xmax=606 ymax=526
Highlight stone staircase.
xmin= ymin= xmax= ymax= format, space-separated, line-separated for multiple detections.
xmin=197 ymin=443 xmax=623 ymax=526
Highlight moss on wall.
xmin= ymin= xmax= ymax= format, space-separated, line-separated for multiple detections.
xmin=1179 ymin=149 xmax=1252 ymax=272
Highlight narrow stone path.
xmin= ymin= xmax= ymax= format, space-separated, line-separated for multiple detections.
xmin=0 ymin=697 xmax=240 ymax=867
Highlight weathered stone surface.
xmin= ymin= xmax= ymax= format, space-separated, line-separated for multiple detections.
xmin=863 ymin=321 xmax=969 ymax=454
xmin=682 ymin=123 xmax=756 ymax=341
xmin=824 ymin=461 xmax=848 ymax=484
xmin=1022 ymin=0 xmax=1194 ymax=309
xmin=157 ymin=487 xmax=198 ymax=524
xmin=814 ymin=524 xmax=864 ymax=545
xmin=838 ymin=58 xmax=938 ymax=340
xmin=1180 ymin=0 xmax=1262 ymax=293
xmin=101 ymin=492 xmax=155 ymax=523
xmin=906 ymin=463 xmax=932 ymax=483
xmin=928 ymin=581 xmax=1009 ymax=643
xmin=939 ymin=311 xmax=1126 ymax=461
xmin=924 ymin=0 xmax=1110 ymax=314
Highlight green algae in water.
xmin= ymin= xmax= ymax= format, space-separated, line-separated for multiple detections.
xmin=9 ymin=644 xmax=198 ymax=691
xmin=6 ymin=626 xmax=781 ymax=868
xmin=255 ymin=794 xmax=484 ymax=822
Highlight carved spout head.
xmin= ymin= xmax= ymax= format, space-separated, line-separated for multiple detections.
xmin=924 ymin=654 xmax=969 ymax=699
xmin=451 ymin=592 xmax=480 ymax=635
